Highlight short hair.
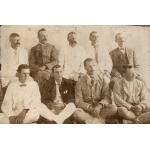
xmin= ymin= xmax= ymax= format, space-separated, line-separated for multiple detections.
xmin=52 ymin=64 xmax=62 ymax=72
xmin=67 ymin=32 xmax=76 ymax=40
xmin=84 ymin=58 xmax=95 ymax=67
xmin=38 ymin=28 xmax=47 ymax=37
xmin=115 ymin=33 xmax=125 ymax=42
xmin=17 ymin=64 xmax=30 ymax=73
xmin=89 ymin=31 xmax=97 ymax=38
xmin=9 ymin=33 xmax=20 ymax=41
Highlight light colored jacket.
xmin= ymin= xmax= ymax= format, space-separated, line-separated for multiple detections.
xmin=113 ymin=77 xmax=150 ymax=111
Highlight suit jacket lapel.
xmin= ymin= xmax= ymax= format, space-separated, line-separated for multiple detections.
xmin=125 ymin=48 xmax=132 ymax=64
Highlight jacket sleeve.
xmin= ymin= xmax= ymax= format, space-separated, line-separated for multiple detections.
xmin=45 ymin=46 xmax=58 ymax=70
xmin=75 ymin=79 xmax=91 ymax=112
xmin=109 ymin=51 xmax=121 ymax=77
xmin=24 ymin=82 xmax=41 ymax=110
xmin=133 ymin=50 xmax=140 ymax=76
xmin=99 ymin=77 xmax=110 ymax=105
xmin=139 ymin=82 xmax=150 ymax=111
xmin=66 ymin=80 xmax=75 ymax=103
xmin=113 ymin=80 xmax=132 ymax=110
xmin=29 ymin=48 xmax=40 ymax=72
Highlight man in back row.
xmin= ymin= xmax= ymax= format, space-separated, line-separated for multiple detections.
xmin=59 ymin=31 xmax=86 ymax=81
xmin=29 ymin=28 xmax=58 ymax=82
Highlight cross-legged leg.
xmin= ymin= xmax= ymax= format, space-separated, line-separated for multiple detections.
xmin=74 ymin=108 xmax=105 ymax=124
xmin=117 ymin=107 xmax=136 ymax=120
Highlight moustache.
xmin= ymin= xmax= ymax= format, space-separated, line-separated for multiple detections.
xmin=42 ymin=38 xmax=47 ymax=42
xmin=15 ymin=42 xmax=20 ymax=45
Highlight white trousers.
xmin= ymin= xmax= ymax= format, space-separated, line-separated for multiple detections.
xmin=0 ymin=103 xmax=76 ymax=124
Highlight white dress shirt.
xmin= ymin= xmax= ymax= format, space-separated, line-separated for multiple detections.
xmin=59 ymin=44 xmax=86 ymax=79
xmin=1 ymin=47 xmax=28 ymax=87
xmin=87 ymin=44 xmax=112 ymax=73
xmin=53 ymin=81 xmax=63 ymax=105
xmin=1 ymin=79 xmax=41 ymax=117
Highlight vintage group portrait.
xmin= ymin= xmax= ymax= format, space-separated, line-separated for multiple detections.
xmin=0 ymin=25 xmax=150 ymax=124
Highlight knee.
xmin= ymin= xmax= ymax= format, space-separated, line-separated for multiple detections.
xmin=67 ymin=103 xmax=76 ymax=110
xmin=117 ymin=107 xmax=128 ymax=116
xmin=24 ymin=109 xmax=40 ymax=123
xmin=107 ymin=104 xmax=118 ymax=114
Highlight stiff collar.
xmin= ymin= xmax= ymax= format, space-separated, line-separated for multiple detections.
xmin=85 ymin=74 xmax=99 ymax=86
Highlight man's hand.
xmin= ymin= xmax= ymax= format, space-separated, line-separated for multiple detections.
xmin=15 ymin=109 xmax=29 ymax=124
xmin=39 ymin=66 xmax=46 ymax=71
xmin=92 ymin=104 xmax=103 ymax=117
xmin=131 ymin=105 xmax=142 ymax=115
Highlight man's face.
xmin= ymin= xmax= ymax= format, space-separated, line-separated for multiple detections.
xmin=10 ymin=36 xmax=20 ymax=49
xmin=85 ymin=60 xmax=97 ymax=77
xmin=116 ymin=34 xmax=126 ymax=47
xmin=53 ymin=67 xmax=63 ymax=82
xmin=18 ymin=69 xmax=30 ymax=83
xmin=90 ymin=32 xmax=99 ymax=44
xmin=38 ymin=30 xmax=48 ymax=44
xmin=68 ymin=33 xmax=77 ymax=44
xmin=125 ymin=67 xmax=135 ymax=81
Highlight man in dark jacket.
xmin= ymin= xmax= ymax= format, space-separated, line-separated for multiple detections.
xmin=40 ymin=64 xmax=76 ymax=123
xmin=29 ymin=28 xmax=58 ymax=83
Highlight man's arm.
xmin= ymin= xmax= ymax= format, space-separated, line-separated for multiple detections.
xmin=109 ymin=51 xmax=121 ymax=78
xmin=45 ymin=46 xmax=58 ymax=70
xmin=29 ymin=48 xmax=40 ymax=72
xmin=23 ymin=82 xmax=41 ymax=111
xmin=75 ymin=79 xmax=93 ymax=112
xmin=99 ymin=77 xmax=110 ymax=106
xmin=113 ymin=80 xmax=132 ymax=110
xmin=133 ymin=50 xmax=140 ymax=76
xmin=139 ymin=82 xmax=150 ymax=111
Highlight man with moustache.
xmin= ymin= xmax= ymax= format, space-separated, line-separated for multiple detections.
xmin=74 ymin=58 xmax=117 ymax=124
xmin=1 ymin=33 xmax=28 ymax=89
xmin=113 ymin=64 xmax=150 ymax=123
xmin=58 ymin=32 xmax=86 ymax=81
xmin=29 ymin=28 xmax=58 ymax=83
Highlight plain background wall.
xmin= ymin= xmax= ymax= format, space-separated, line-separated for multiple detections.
xmin=0 ymin=25 xmax=150 ymax=87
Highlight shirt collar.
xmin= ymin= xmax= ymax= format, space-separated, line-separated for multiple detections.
xmin=86 ymin=73 xmax=99 ymax=86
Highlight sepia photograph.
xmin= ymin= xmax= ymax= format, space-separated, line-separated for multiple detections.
xmin=0 ymin=25 xmax=150 ymax=124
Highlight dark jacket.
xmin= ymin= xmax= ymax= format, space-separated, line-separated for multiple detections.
xmin=109 ymin=47 xmax=140 ymax=77
xmin=41 ymin=77 xmax=76 ymax=105
xmin=29 ymin=43 xmax=58 ymax=76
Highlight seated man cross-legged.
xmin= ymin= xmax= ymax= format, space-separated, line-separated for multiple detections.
xmin=113 ymin=64 xmax=150 ymax=123
xmin=40 ymin=64 xmax=76 ymax=123
xmin=74 ymin=58 xmax=117 ymax=124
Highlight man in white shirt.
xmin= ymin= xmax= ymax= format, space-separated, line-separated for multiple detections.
xmin=59 ymin=32 xmax=86 ymax=81
xmin=88 ymin=31 xmax=112 ymax=78
xmin=1 ymin=33 xmax=28 ymax=88
xmin=0 ymin=64 xmax=66 ymax=124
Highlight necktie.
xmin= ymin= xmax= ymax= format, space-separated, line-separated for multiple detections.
xmin=94 ymin=45 xmax=99 ymax=64
xmin=91 ymin=78 xmax=95 ymax=86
